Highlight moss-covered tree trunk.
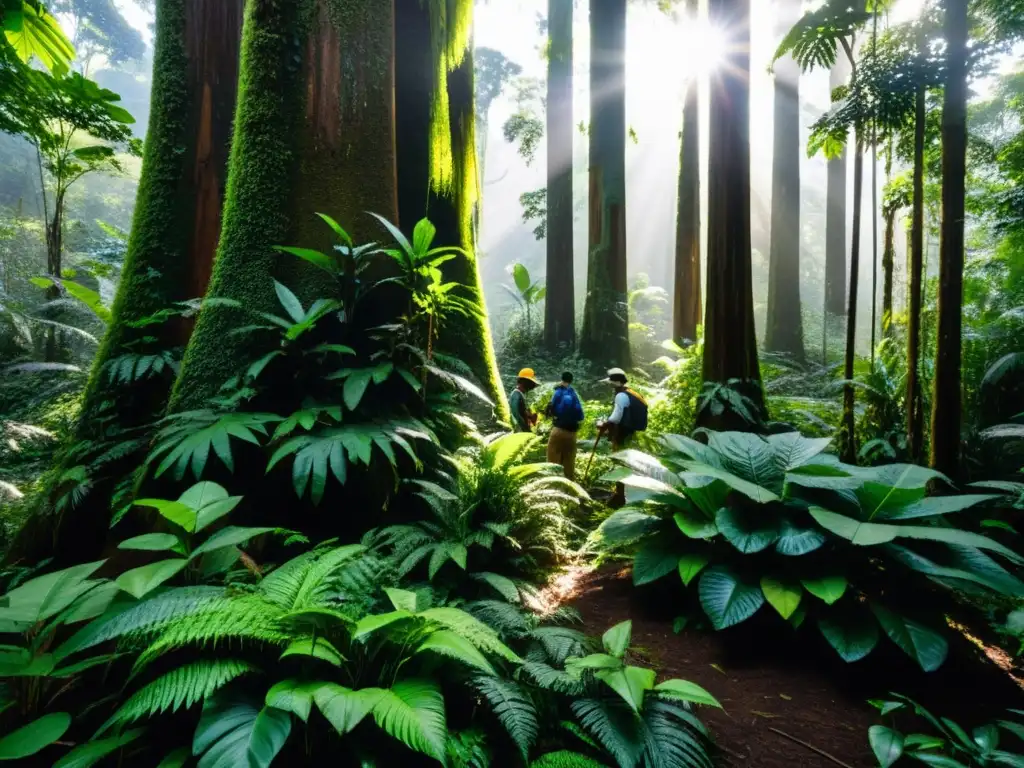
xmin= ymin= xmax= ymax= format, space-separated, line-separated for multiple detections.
xmin=699 ymin=0 xmax=764 ymax=429
xmin=544 ymin=0 xmax=574 ymax=350
xmin=764 ymin=0 xmax=803 ymax=360
xmin=882 ymin=207 xmax=895 ymax=337
xmin=825 ymin=64 xmax=848 ymax=318
xmin=673 ymin=0 xmax=701 ymax=346
xmin=930 ymin=0 xmax=968 ymax=476
xmin=78 ymin=0 xmax=244 ymax=430
xmin=839 ymin=132 xmax=864 ymax=463
xmin=578 ymin=0 xmax=630 ymax=367
xmin=9 ymin=0 xmax=246 ymax=567
xmin=169 ymin=0 xmax=399 ymax=411
xmin=907 ymin=85 xmax=926 ymax=462
xmin=394 ymin=0 xmax=508 ymax=422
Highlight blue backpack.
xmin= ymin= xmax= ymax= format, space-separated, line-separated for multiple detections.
xmin=553 ymin=386 xmax=584 ymax=430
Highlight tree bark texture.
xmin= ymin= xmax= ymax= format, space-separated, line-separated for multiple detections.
xmin=672 ymin=32 xmax=701 ymax=346
xmin=840 ymin=134 xmax=864 ymax=462
xmin=394 ymin=0 xmax=509 ymax=421
xmin=930 ymin=0 xmax=968 ymax=476
xmin=765 ymin=0 xmax=804 ymax=359
xmin=700 ymin=0 xmax=764 ymax=426
xmin=882 ymin=208 xmax=895 ymax=336
xmin=171 ymin=0 xmax=398 ymax=411
xmin=907 ymin=85 xmax=926 ymax=462
xmin=578 ymin=0 xmax=631 ymax=366
xmin=825 ymin=64 xmax=848 ymax=316
xmin=544 ymin=0 xmax=575 ymax=349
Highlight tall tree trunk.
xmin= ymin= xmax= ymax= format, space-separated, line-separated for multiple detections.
xmin=869 ymin=10 xmax=879 ymax=367
xmin=882 ymin=207 xmax=895 ymax=337
xmin=393 ymin=0 xmax=508 ymax=422
xmin=839 ymin=131 xmax=864 ymax=463
xmin=764 ymin=0 xmax=803 ymax=360
xmin=699 ymin=0 xmax=764 ymax=429
xmin=906 ymin=84 xmax=926 ymax=462
xmin=825 ymin=64 xmax=848 ymax=317
xmin=171 ymin=0 xmax=398 ymax=412
xmin=544 ymin=0 xmax=575 ymax=349
xmin=930 ymin=0 xmax=968 ymax=476
xmin=672 ymin=0 xmax=701 ymax=346
xmin=10 ymin=0 xmax=246 ymax=567
xmin=578 ymin=0 xmax=630 ymax=366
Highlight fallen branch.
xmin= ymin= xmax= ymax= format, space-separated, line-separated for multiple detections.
xmin=767 ymin=727 xmax=856 ymax=768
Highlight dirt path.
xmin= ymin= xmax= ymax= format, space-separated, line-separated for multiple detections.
xmin=559 ymin=566 xmax=1024 ymax=768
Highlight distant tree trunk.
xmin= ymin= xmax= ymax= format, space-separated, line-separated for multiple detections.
xmin=673 ymin=1 xmax=701 ymax=346
xmin=544 ymin=0 xmax=574 ymax=350
xmin=171 ymin=0 xmax=398 ymax=411
xmin=700 ymin=0 xmax=764 ymax=429
xmin=882 ymin=206 xmax=895 ymax=337
xmin=930 ymin=0 xmax=968 ymax=476
xmin=825 ymin=65 xmax=848 ymax=317
xmin=394 ymin=0 xmax=509 ymax=421
xmin=839 ymin=130 xmax=864 ymax=463
xmin=579 ymin=0 xmax=630 ymax=366
xmin=906 ymin=84 xmax=927 ymax=462
xmin=764 ymin=0 xmax=803 ymax=360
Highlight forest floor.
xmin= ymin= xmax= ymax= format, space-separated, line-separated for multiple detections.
xmin=550 ymin=565 xmax=1024 ymax=768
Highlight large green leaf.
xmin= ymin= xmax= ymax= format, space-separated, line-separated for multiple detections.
xmin=698 ymin=567 xmax=765 ymax=630
xmin=653 ymin=679 xmax=723 ymax=708
xmin=511 ymin=262 xmax=531 ymax=293
xmin=633 ymin=538 xmax=683 ymax=586
xmin=870 ymin=604 xmax=948 ymax=672
xmin=280 ymin=638 xmax=345 ymax=666
xmin=774 ymin=518 xmax=827 ymax=556
xmin=873 ymin=494 xmax=1000 ymax=521
xmin=343 ymin=369 xmax=373 ymax=411
xmin=193 ymin=697 xmax=292 ymax=768
xmin=817 ymin=612 xmax=880 ymax=662
xmin=708 ymin=432 xmax=783 ymax=493
xmin=417 ymin=630 xmax=495 ymax=674
xmin=115 ymin=559 xmax=187 ymax=599
xmin=809 ymin=508 xmax=1023 ymax=563
xmin=134 ymin=499 xmax=197 ymax=532
xmin=313 ymin=683 xmax=385 ymax=734
xmin=372 ymin=680 xmax=447 ymax=760
xmin=868 ymin=725 xmax=904 ymax=767
xmin=801 ymin=575 xmax=848 ymax=604
xmin=760 ymin=577 xmax=802 ymax=619
xmin=612 ymin=450 xmax=683 ymax=489
xmin=595 ymin=665 xmax=655 ymax=713
xmin=0 ymin=712 xmax=71 ymax=760
xmin=4 ymin=3 xmax=75 ymax=71
xmin=680 ymin=462 xmax=779 ymax=504
xmin=678 ymin=474 xmax=731 ymax=516
xmin=53 ymin=729 xmax=143 ymax=768
xmin=602 ymin=621 xmax=632 ymax=657
xmin=674 ymin=509 xmax=718 ymax=539
xmin=599 ymin=508 xmax=661 ymax=544
xmin=767 ymin=432 xmax=832 ymax=471
xmin=0 ymin=561 xmax=105 ymax=630
xmin=265 ymin=680 xmax=320 ymax=722
xmin=191 ymin=527 xmax=276 ymax=559
xmin=678 ymin=553 xmax=710 ymax=586
xmin=117 ymin=533 xmax=184 ymax=554
xmin=715 ymin=506 xmax=782 ymax=553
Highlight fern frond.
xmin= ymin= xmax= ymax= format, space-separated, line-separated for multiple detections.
xmin=529 ymin=627 xmax=595 ymax=666
xmin=519 ymin=661 xmax=586 ymax=696
xmin=571 ymin=698 xmax=645 ymax=768
xmin=101 ymin=659 xmax=258 ymax=732
xmin=641 ymin=695 xmax=713 ymax=768
xmin=419 ymin=607 xmax=522 ymax=663
xmin=472 ymin=675 xmax=538 ymax=760
xmin=466 ymin=600 xmax=533 ymax=637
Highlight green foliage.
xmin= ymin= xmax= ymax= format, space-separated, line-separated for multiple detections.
xmin=2 ymin=1 xmax=74 ymax=72
xmin=867 ymin=695 xmax=1024 ymax=766
xmin=595 ymin=430 xmax=1024 ymax=670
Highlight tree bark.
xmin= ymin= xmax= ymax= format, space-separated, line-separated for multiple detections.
xmin=672 ymin=0 xmax=701 ymax=346
xmin=393 ymin=0 xmax=509 ymax=422
xmin=906 ymin=84 xmax=926 ymax=463
xmin=882 ymin=208 xmax=895 ymax=337
xmin=839 ymin=131 xmax=864 ymax=463
xmin=930 ymin=0 xmax=968 ymax=476
xmin=699 ymin=0 xmax=764 ymax=428
xmin=764 ymin=0 xmax=803 ymax=360
xmin=825 ymin=64 xmax=848 ymax=317
xmin=544 ymin=0 xmax=574 ymax=349
xmin=171 ymin=0 xmax=398 ymax=411
xmin=578 ymin=0 xmax=630 ymax=366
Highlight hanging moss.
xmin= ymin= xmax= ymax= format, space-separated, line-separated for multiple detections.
xmin=169 ymin=0 xmax=399 ymax=411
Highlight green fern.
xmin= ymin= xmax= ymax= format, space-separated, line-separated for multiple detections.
xmin=103 ymin=350 xmax=179 ymax=385
xmin=148 ymin=410 xmax=281 ymax=481
xmin=571 ymin=699 xmax=645 ymax=768
xmin=519 ymin=661 xmax=587 ymax=696
xmin=472 ymin=675 xmax=538 ymax=760
xmin=418 ymin=607 xmax=522 ymax=663
xmin=372 ymin=679 xmax=448 ymax=761
xmin=101 ymin=659 xmax=257 ymax=731
xmin=640 ymin=696 xmax=713 ymax=768
xmin=530 ymin=752 xmax=606 ymax=768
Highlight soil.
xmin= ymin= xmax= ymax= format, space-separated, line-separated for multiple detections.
xmin=559 ymin=565 xmax=1024 ymax=768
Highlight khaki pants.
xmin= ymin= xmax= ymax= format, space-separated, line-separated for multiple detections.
xmin=547 ymin=427 xmax=578 ymax=480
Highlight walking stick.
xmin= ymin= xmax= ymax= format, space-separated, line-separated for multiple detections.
xmin=583 ymin=430 xmax=604 ymax=484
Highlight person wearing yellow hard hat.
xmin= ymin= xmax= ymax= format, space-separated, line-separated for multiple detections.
xmin=510 ymin=368 xmax=540 ymax=432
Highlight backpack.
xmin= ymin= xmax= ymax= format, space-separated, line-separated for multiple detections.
xmin=553 ymin=386 xmax=584 ymax=429
xmin=620 ymin=389 xmax=648 ymax=434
